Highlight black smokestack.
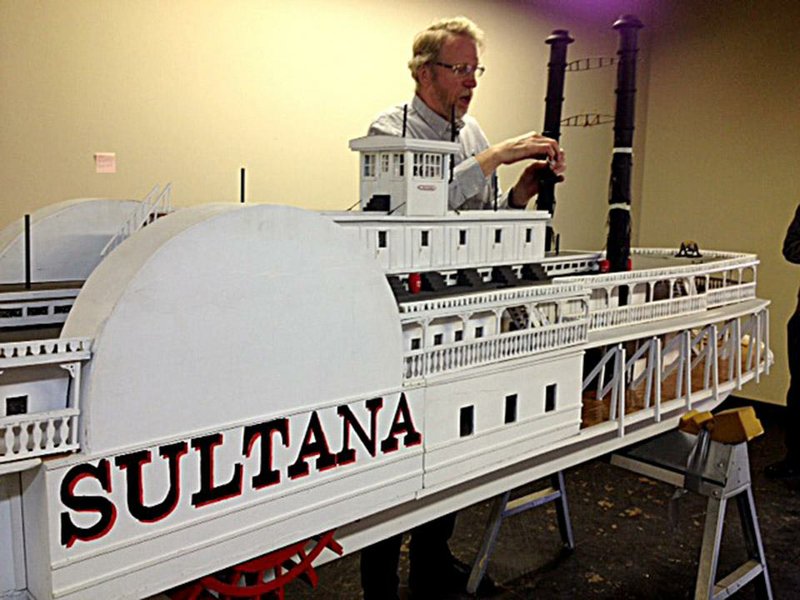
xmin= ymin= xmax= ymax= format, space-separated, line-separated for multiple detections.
xmin=605 ymin=15 xmax=643 ymax=288
xmin=536 ymin=29 xmax=573 ymax=252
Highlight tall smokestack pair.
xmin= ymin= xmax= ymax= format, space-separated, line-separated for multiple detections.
xmin=536 ymin=15 xmax=644 ymax=282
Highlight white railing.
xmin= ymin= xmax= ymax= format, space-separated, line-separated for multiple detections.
xmin=0 ymin=409 xmax=80 ymax=462
xmin=404 ymin=320 xmax=587 ymax=379
xmin=706 ymin=282 xmax=757 ymax=307
xmin=101 ymin=183 xmax=172 ymax=257
xmin=399 ymin=282 xmax=584 ymax=317
xmin=0 ymin=337 xmax=91 ymax=465
xmin=589 ymin=295 xmax=707 ymax=330
xmin=0 ymin=337 xmax=91 ymax=367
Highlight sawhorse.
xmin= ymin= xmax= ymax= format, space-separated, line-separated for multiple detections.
xmin=467 ymin=471 xmax=574 ymax=594
xmin=611 ymin=429 xmax=773 ymax=600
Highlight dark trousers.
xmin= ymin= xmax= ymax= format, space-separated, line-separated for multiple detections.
xmin=786 ymin=306 xmax=800 ymax=463
xmin=360 ymin=512 xmax=457 ymax=600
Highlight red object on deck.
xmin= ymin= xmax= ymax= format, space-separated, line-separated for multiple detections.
xmin=408 ymin=273 xmax=422 ymax=293
xmin=599 ymin=259 xmax=611 ymax=273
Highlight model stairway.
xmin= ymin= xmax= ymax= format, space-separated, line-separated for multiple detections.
xmin=101 ymin=183 xmax=172 ymax=257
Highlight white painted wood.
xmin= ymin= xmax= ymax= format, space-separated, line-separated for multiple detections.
xmin=62 ymin=204 xmax=404 ymax=456
xmin=0 ymin=199 xmax=143 ymax=284
xmin=0 ymin=474 xmax=27 ymax=594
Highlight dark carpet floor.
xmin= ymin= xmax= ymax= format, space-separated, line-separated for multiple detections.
xmin=284 ymin=398 xmax=800 ymax=599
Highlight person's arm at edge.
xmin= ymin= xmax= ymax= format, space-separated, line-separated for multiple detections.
xmin=783 ymin=204 xmax=800 ymax=264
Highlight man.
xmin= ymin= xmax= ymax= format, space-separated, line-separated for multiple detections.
xmin=360 ymin=16 xmax=566 ymax=600
xmin=368 ymin=16 xmax=565 ymax=212
xmin=766 ymin=204 xmax=800 ymax=479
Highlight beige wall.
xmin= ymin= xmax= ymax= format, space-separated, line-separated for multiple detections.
xmin=639 ymin=0 xmax=800 ymax=404
xmin=0 ymin=0 xmax=655 ymax=247
xmin=5 ymin=1 xmax=794 ymax=404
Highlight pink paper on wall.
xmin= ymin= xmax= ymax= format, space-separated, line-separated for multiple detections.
xmin=94 ymin=152 xmax=116 ymax=174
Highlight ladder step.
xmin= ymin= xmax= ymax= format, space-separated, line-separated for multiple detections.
xmin=712 ymin=560 xmax=764 ymax=600
xmin=504 ymin=487 xmax=560 ymax=516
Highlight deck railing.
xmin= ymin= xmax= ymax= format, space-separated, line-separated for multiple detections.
xmin=404 ymin=320 xmax=587 ymax=379
xmin=589 ymin=295 xmax=707 ymax=330
xmin=0 ymin=409 xmax=80 ymax=462
xmin=0 ymin=337 xmax=92 ymax=465
xmin=706 ymin=282 xmax=757 ymax=308
xmin=0 ymin=337 xmax=91 ymax=366
xmin=399 ymin=283 xmax=584 ymax=318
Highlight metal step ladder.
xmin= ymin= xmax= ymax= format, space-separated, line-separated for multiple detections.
xmin=467 ymin=471 xmax=574 ymax=594
xmin=611 ymin=429 xmax=773 ymax=600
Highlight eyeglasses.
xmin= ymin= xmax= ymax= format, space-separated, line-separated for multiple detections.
xmin=433 ymin=62 xmax=486 ymax=78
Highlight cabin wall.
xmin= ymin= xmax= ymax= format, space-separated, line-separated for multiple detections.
xmin=0 ymin=0 xmax=658 ymax=254
xmin=638 ymin=1 xmax=800 ymax=404
xmin=0 ymin=475 xmax=27 ymax=595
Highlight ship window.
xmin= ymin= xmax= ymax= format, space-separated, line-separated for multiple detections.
xmin=5 ymin=395 xmax=27 ymax=416
xmin=27 ymin=306 xmax=49 ymax=316
xmin=475 ymin=326 xmax=484 ymax=338
xmin=363 ymin=153 xmax=376 ymax=178
xmin=525 ymin=228 xmax=533 ymax=243
xmin=413 ymin=153 xmax=423 ymax=177
xmin=377 ymin=231 xmax=387 ymax=249
xmin=494 ymin=229 xmax=502 ymax=244
xmin=433 ymin=333 xmax=443 ymax=346
xmin=54 ymin=305 xmax=72 ymax=314
xmin=460 ymin=406 xmax=474 ymax=437
xmin=381 ymin=153 xmax=390 ymax=173
xmin=393 ymin=153 xmax=405 ymax=177
xmin=421 ymin=231 xmax=430 ymax=247
xmin=505 ymin=394 xmax=518 ymax=424
xmin=454 ymin=329 xmax=463 ymax=342
xmin=410 ymin=337 xmax=421 ymax=350
xmin=545 ymin=384 xmax=557 ymax=413
xmin=459 ymin=230 xmax=467 ymax=245
xmin=0 ymin=308 xmax=23 ymax=319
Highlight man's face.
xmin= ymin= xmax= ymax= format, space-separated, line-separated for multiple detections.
xmin=422 ymin=34 xmax=479 ymax=119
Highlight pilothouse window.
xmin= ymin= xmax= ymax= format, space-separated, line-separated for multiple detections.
xmin=393 ymin=153 xmax=405 ymax=177
xmin=363 ymin=153 xmax=376 ymax=178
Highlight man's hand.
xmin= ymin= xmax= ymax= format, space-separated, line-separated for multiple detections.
xmin=509 ymin=158 xmax=566 ymax=208
xmin=476 ymin=132 xmax=563 ymax=176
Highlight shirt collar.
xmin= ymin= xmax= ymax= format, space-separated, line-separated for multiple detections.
xmin=412 ymin=95 xmax=464 ymax=140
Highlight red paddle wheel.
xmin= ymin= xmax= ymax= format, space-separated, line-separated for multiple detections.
xmin=168 ymin=531 xmax=343 ymax=600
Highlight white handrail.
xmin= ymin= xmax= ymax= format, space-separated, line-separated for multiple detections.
xmin=101 ymin=183 xmax=172 ymax=256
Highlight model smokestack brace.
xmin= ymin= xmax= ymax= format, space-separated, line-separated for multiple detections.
xmin=605 ymin=15 xmax=643 ymax=281
xmin=536 ymin=29 xmax=573 ymax=252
